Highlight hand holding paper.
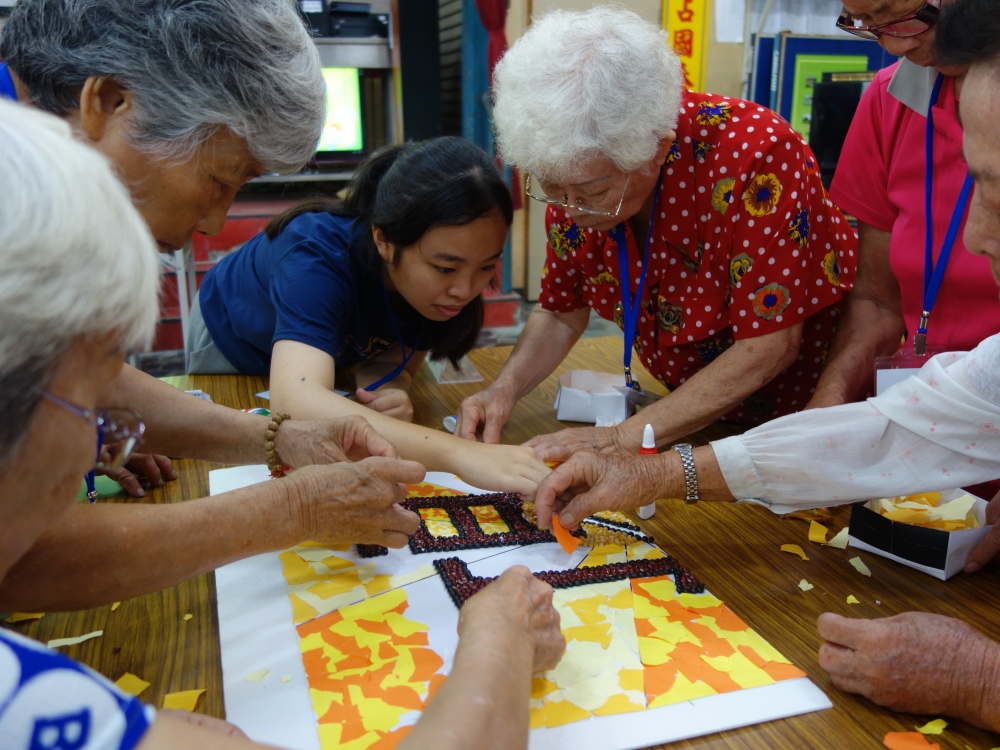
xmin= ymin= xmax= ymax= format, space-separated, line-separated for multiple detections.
xmin=817 ymin=611 xmax=1000 ymax=732
xmin=286 ymin=458 xmax=423 ymax=548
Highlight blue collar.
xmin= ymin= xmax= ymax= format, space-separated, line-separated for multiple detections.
xmin=0 ymin=62 xmax=18 ymax=101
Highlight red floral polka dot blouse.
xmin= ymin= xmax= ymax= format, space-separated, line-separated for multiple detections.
xmin=540 ymin=91 xmax=858 ymax=422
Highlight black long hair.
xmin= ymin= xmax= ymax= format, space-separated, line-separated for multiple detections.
xmin=935 ymin=0 xmax=1000 ymax=69
xmin=266 ymin=137 xmax=513 ymax=366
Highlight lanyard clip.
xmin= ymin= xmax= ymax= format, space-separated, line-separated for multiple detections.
xmin=914 ymin=311 xmax=930 ymax=356
xmin=624 ymin=367 xmax=642 ymax=392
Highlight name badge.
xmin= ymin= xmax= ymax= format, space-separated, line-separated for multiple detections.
xmin=874 ymin=348 xmax=945 ymax=396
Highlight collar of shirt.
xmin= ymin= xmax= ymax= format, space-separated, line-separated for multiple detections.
xmin=886 ymin=57 xmax=940 ymax=114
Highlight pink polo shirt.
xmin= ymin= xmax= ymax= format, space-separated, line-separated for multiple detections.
xmin=830 ymin=62 xmax=1000 ymax=352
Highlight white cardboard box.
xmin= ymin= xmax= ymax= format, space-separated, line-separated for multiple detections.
xmin=553 ymin=370 xmax=629 ymax=424
xmin=848 ymin=488 xmax=993 ymax=580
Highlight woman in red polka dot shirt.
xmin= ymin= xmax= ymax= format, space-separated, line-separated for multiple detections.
xmin=455 ymin=6 xmax=857 ymax=458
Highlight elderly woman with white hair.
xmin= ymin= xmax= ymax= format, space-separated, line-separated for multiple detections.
xmin=456 ymin=7 xmax=858 ymax=457
xmin=0 ymin=100 xmax=565 ymax=750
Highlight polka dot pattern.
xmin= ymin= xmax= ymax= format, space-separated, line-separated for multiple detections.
xmin=538 ymin=90 xmax=857 ymax=423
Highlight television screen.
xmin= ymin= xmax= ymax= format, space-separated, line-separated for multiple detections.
xmin=317 ymin=67 xmax=363 ymax=153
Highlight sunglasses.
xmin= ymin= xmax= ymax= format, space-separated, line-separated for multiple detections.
xmin=836 ymin=0 xmax=940 ymax=40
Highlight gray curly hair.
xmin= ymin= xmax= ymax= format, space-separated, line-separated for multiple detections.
xmin=0 ymin=0 xmax=326 ymax=174
xmin=492 ymin=5 xmax=684 ymax=183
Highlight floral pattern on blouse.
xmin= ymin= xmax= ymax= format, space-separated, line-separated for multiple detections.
xmin=539 ymin=90 xmax=857 ymax=422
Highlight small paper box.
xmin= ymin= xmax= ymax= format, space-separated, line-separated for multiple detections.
xmin=553 ymin=370 xmax=629 ymax=424
xmin=848 ymin=489 xmax=993 ymax=580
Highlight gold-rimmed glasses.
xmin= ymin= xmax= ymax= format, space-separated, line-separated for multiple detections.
xmin=525 ymin=172 xmax=632 ymax=218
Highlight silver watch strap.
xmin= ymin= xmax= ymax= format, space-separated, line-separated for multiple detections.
xmin=672 ymin=443 xmax=699 ymax=504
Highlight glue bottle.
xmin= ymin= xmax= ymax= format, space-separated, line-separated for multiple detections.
xmin=638 ymin=423 xmax=657 ymax=520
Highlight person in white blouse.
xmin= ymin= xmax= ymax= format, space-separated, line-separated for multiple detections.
xmin=534 ymin=0 xmax=1000 ymax=731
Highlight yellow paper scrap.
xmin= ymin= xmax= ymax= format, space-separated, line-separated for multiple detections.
xmin=6 ymin=612 xmax=44 ymax=623
xmin=163 ymin=689 xmax=205 ymax=711
xmin=798 ymin=579 xmax=814 ymax=592
xmin=183 ymin=614 xmax=193 ymax=621
xmin=808 ymin=521 xmax=828 ymax=544
xmin=849 ymin=557 xmax=872 ymax=577
xmin=846 ymin=595 xmax=860 ymax=605
xmin=47 ymin=630 xmax=103 ymax=648
xmin=281 ymin=675 xmax=292 ymax=683
xmin=245 ymin=669 xmax=269 ymax=683
xmin=939 ymin=493 xmax=977 ymax=522
xmin=916 ymin=719 xmax=947 ymax=735
xmin=885 ymin=509 xmax=930 ymax=524
xmin=827 ymin=527 xmax=850 ymax=549
xmin=115 ymin=672 xmax=151 ymax=697
xmin=111 ymin=602 xmax=121 ymax=612
xmin=780 ymin=544 xmax=809 ymax=561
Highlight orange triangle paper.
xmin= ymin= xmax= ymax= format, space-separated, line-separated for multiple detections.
xmin=883 ymin=731 xmax=940 ymax=750
xmin=551 ymin=516 xmax=581 ymax=554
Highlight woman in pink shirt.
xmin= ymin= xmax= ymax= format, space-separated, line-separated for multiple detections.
xmin=809 ymin=0 xmax=1000 ymax=407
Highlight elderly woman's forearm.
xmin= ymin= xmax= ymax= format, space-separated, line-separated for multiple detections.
xmin=495 ymin=306 xmax=588 ymax=398
xmin=0 ymin=484 xmax=298 ymax=611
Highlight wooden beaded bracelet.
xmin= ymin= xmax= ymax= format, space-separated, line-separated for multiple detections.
xmin=265 ymin=411 xmax=291 ymax=478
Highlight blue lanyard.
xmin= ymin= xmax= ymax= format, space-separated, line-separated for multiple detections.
xmin=611 ymin=173 xmax=663 ymax=391
xmin=0 ymin=63 xmax=17 ymax=101
xmin=915 ymin=73 xmax=974 ymax=355
xmin=85 ymin=429 xmax=105 ymax=503
xmin=364 ymin=277 xmax=424 ymax=392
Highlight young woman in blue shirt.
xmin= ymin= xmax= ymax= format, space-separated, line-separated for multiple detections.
xmin=191 ymin=137 xmax=548 ymax=493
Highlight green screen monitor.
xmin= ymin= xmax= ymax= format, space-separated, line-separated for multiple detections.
xmin=317 ymin=67 xmax=364 ymax=156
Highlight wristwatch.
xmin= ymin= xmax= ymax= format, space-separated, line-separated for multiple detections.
xmin=672 ymin=443 xmax=699 ymax=504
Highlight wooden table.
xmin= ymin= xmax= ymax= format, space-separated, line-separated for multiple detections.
xmin=7 ymin=336 xmax=1000 ymax=749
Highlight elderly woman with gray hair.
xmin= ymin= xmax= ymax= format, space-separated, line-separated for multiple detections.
xmin=0 ymin=100 xmax=564 ymax=750
xmin=0 ymin=0 xmax=548 ymax=501
xmin=456 ymin=6 xmax=858 ymax=457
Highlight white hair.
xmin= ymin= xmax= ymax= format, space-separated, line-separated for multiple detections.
xmin=1 ymin=0 xmax=325 ymax=174
xmin=492 ymin=5 xmax=684 ymax=182
xmin=0 ymin=99 xmax=159 ymax=461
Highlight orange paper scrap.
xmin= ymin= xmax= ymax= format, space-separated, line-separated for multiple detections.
xmin=163 ymin=689 xmax=205 ymax=711
xmin=551 ymin=516 xmax=581 ymax=554
xmin=780 ymin=544 xmax=809 ymax=561
xmin=808 ymin=521 xmax=828 ymax=544
xmin=115 ymin=672 xmax=151 ymax=697
xmin=884 ymin=731 xmax=940 ymax=750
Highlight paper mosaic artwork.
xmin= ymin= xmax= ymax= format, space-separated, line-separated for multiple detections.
xmin=211 ymin=467 xmax=831 ymax=750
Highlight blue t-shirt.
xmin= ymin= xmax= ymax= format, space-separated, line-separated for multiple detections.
xmin=1 ymin=62 xmax=19 ymax=101
xmin=0 ymin=628 xmax=154 ymax=750
xmin=199 ymin=212 xmax=425 ymax=375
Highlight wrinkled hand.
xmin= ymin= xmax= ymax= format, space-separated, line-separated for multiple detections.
xmin=965 ymin=488 xmax=1000 ymax=573
xmin=276 ymin=415 xmax=397 ymax=467
xmin=817 ymin=611 xmax=1000 ymax=729
xmin=534 ymin=452 xmax=672 ymax=531
xmin=452 ymin=441 xmax=550 ymax=496
xmin=285 ymin=457 xmax=424 ymax=548
xmin=460 ymin=566 xmax=565 ymax=673
xmin=97 ymin=451 xmax=177 ymax=498
xmin=455 ymin=383 xmax=517 ymax=443
xmin=523 ymin=423 xmax=639 ymax=463
xmin=158 ymin=709 xmax=248 ymax=738
xmin=355 ymin=387 xmax=414 ymax=422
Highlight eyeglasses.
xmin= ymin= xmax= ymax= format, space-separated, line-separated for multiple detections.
xmin=40 ymin=391 xmax=145 ymax=471
xmin=836 ymin=0 xmax=940 ymax=40
xmin=525 ymin=173 xmax=632 ymax=218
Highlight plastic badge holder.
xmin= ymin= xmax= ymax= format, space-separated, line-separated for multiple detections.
xmin=848 ymin=489 xmax=993 ymax=580
xmin=874 ymin=347 xmax=946 ymax=396
xmin=426 ymin=355 xmax=484 ymax=385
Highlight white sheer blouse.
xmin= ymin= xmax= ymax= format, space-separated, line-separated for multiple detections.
xmin=712 ymin=334 xmax=1000 ymax=514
